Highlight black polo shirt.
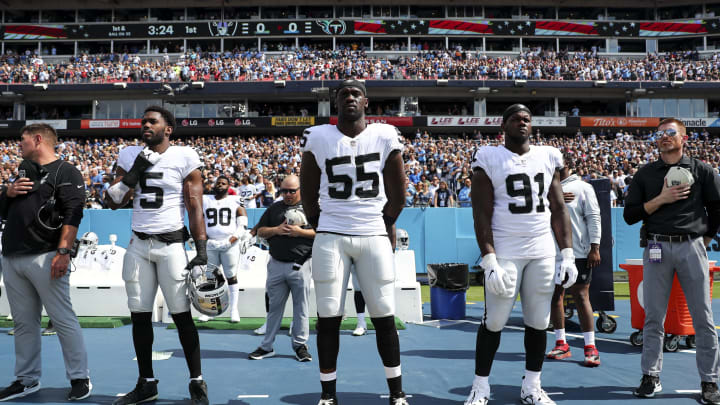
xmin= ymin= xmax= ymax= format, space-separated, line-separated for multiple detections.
xmin=624 ymin=155 xmax=720 ymax=236
xmin=1 ymin=159 xmax=85 ymax=256
xmin=255 ymin=200 xmax=313 ymax=263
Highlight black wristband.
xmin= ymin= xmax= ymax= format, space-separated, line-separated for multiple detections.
xmin=194 ymin=238 xmax=208 ymax=257
xmin=383 ymin=214 xmax=396 ymax=227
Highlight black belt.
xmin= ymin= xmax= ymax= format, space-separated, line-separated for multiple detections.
xmin=133 ymin=227 xmax=189 ymax=244
xmin=647 ymin=233 xmax=697 ymax=242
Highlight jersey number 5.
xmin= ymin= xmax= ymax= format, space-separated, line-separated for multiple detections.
xmin=325 ymin=153 xmax=380 ymax=199
xmin=139 ymin=172 xmax=164 ymax=209
xmin=506 ymin=173 xmax=545 ymax=214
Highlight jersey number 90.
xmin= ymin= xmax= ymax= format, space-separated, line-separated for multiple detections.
xmin=325 ymin=153 xmax=380 ymax=199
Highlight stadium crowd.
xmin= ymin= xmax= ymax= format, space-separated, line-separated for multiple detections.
xmin=0 ymin=47 xmax=717 ymax=83
xmin=0 ymin=127 xmax=718 ymax=209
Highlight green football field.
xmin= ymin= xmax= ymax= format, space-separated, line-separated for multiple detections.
xmin=419 ymin=282 xmax=720 ymax=303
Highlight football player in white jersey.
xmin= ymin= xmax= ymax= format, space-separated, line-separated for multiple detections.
xmin=199 ymin=175 xmax=250 ymax=323
xmin=465 ymin=104 xmax=578 ymax=405
xmin=238 ymin=176 xmax=257 ymax=208
xmin=105 ymin=106 xmax=210 ymax=405
xmin=300 ymin=79 xmax=409 ymax=405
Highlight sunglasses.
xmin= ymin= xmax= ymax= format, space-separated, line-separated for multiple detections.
xmin=654 ymin=128 xmax=679 ymax=138
xmin=280 ymin=188 xmax=299 ymax=194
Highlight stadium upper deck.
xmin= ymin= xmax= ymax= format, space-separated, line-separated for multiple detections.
xmin=2 ymin=1 xmax=720 ymax=137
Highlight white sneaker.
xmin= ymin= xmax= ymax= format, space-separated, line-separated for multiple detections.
xmin=352 ymin=326 xmax=367 ymax=336
xmin=254 ymin=322 xmax=267 ymax=335
xmin=197 ymin=314 xmax=211 ymax=322
xmin=520 ymin=382 xmax=555 ymax=405
xmin=465 ymin=380 xmax=490 ymax=405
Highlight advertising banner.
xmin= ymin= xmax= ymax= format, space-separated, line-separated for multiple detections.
xmin=329 ymin=116 xmax=414 ymax=126
xmin=427 ymin=116 xmax=566 ymax=127
xmin=80 ymin=119 xmax=142 ymax=129
xmin=580 ymin=117 xmax=660 ymax=128
xmin=271 ymin=116 xmax=316 ymax=127
xmin=26 ymin=119 xmax=67 ymax=130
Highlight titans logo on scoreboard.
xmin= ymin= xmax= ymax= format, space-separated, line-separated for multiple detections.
xmin=317 ymin=20 xmax=347 ymax=35
xmin=208 ymin=21 xmax=238 ymax=37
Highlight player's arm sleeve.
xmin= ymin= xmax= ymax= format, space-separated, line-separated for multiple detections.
xmin=57 ymin=166 xmax=86 ymax=227
xmin=623 ymin=174 xmax=647 ymax=225
xmin=551 ymin=147 xmax=564 ymax=171
xmin=181 ymin=148 xmax=203 ymax=180
xmin=384 ymin=126 xmax=405 ymax=158
xmin=300 ymin=128 xmax=315 ymax=155
xmin=470 ymin=147 xmax=489 ymax=175
xmin=583 ymin=184 xmax=602 ymax=245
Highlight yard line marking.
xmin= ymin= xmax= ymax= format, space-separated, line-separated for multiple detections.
xmin=676 ymin=389 xmax=701 ymax=394
xmin=237 ymin=394 xmax=270 ymax=398
xmin=380 ymin=394 xmax=414 ymax=398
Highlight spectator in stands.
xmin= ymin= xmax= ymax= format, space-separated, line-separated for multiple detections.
xmin=404 ymin=176 xmax=416 ymax=207
xmin=413 ymin=182 xmax=432 ymax=208
xmin=457 ymin=177 xmax=472 ymax=207
xmin=434 ymin=180 xmax=454 ymax=208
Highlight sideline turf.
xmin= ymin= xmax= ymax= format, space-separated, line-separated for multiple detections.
xmin=0 ymin=316 xmax=131 ymax=328
xmin=168 ymin=316 xmax=406 ymax=330
xmin=420 ymin=282 xmax=720 ymax=303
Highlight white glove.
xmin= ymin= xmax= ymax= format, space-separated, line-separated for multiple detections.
xmin=217 ymin=239 xmax=232 ymax=250
xmin=206 ymin=239 xmax=222 ymax=250
xmin=238 ymin=231 xmax=253 ymax=245
xmin=140 ymin=147 xmax=162 ymax=165
xmin=106 ymin=181 xmax=130 ymax=204
xmin=556 ymin=248 xmax=578 ymax=288
xmin=481 ymin=253 xmax=515 ymax=298
xmin=190 ymin=264 xmax=206 ymax=280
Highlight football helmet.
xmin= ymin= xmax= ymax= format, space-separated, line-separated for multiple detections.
xmin=79 ymin=231 xmax=99 ymax=250
xmin=284 ymin=208 xmax=307 ymax=226
xmin=396 ymin=228 xmax=410 ymax=250
xmin=187 ymin=268 xmax=230 ymax=316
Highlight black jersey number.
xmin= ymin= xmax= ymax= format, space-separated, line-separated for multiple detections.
xmin=325 ymin=153 xmax=380 ymax=199
xmin=506 ymin=173 xmax=546 ymax=214
xmin=206 ymin=207 xmax=232 ymax=227
xmin=139 ymin=172 xmax=164 ymax=209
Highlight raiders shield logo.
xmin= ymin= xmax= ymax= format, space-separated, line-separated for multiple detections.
xmin=208 ymin=21 xmax=238 ymax=37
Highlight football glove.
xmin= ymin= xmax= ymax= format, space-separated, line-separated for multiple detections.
xmin=122 ymin=147 xmax=162 ymax=188
xmin=186 ymin=239 xmax=208 ymax=279
xmin=481 ymin=253 xmax=515 ymax=298
xmin=556 ymin=248 xmax=578 ymax=288
xmin=206 ymin=239 xmax=223 ymax=251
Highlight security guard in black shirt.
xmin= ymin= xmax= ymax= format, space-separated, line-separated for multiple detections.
xmin=624 ymin=118 xmax=720 ymax=404
xmin=248 ymin=174 xmax=315 ymax=362
xmin=0 ymin=123 xmax=91 ymax=402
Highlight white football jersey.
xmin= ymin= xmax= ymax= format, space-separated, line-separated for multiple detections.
xmin=471 ymin=145 xmax=563 ymax=259
xmin=302 ymin=123 xmax=404 ymax=235
xmin=202 ymin=194 xmax=243 ymax=240
xmin=118 ymin=145 xmax=202 ymax=234
xmin=237 ymin=184 xmax=257 ymax=208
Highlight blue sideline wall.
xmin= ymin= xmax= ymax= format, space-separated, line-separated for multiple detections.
xmin=78 ymin=208 xmax=720 ymax=274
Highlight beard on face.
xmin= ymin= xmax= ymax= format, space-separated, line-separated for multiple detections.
xmin=143 ymin=129 xmax=164 ymax=146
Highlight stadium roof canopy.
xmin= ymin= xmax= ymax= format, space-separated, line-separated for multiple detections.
xmin=0 ymin=0 xmax=712 ymax=9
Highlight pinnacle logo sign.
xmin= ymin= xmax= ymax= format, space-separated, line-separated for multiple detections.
xmin=317 ymin=20 xmax=346 ymax=35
